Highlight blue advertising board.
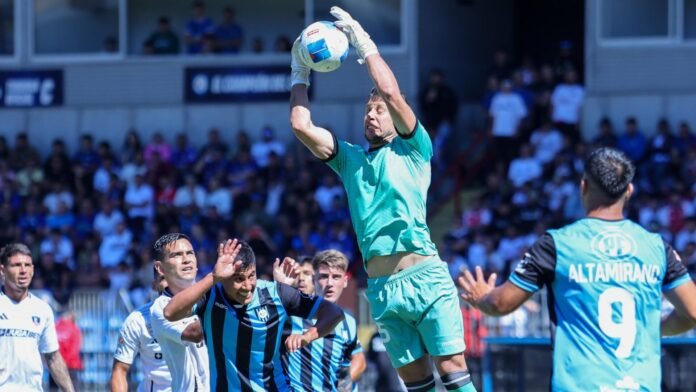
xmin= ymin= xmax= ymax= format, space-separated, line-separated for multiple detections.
xmin=0 ymin=70 xmax=63 ymax=108
xmin=184 ymin=66 xmax=311 ymax=103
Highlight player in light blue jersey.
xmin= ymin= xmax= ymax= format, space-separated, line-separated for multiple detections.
xmin=279 ymin=250 xmax=366 ymax=392
xmin=290 ymin=6 xmax=476 ymax=392
xmin=459 ymin=147 xmax=696 ymax=391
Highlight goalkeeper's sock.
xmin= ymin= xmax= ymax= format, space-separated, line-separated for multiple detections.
xmin=404 ymin=374 xmax=436 ymax=392
xmin=441 ymin=370 xmax=477 ymax=391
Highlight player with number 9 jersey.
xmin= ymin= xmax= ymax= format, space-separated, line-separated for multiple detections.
xmin=509 ymin=219 xmax=689 ymax=391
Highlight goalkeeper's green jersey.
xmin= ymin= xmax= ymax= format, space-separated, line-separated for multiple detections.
xmin=324 ymin=121 xmax=438 ymax=264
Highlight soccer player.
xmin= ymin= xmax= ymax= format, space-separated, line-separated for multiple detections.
xmin=289 ymin=6 xmax=476 ymax=392
xmin=163 ymin=239 xmax=345 ymax=391
xmin=111 ymin=269 xmax=172 ymax=392
xmin=150 ymin=233 xmax=209 ymax=392
xmin=0 ymin=243 xmax=75 ymax=392
xmin=279 ymin=250 xmax=366 ymax=392
xmin=458 ymin=147 xmax=696 ymax=391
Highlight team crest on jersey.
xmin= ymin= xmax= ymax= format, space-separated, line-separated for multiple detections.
xmin=591 ymin=228 xmax=637 ymax=260
xmin=256 ymin=306 xmax=269 ymax=322
xmin=32 ymin=316 xmax=41 ymax=326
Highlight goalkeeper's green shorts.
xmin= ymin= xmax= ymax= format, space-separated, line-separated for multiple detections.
xmin=366 ymin=257 xmax=466 ymax=368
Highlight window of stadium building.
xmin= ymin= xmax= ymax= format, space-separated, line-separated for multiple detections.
xmin=600 ymin=0 xmax=671 ymax=39
xmin=127 ymin=0 xmax=305 ymax=56
xmin=314 ymin=0 xmax=402 ymax=47
xmin=686 ymin=0 xmax=696 ymax=39
xmin=0 ymin=0 xmax=15 ymax=56
xmin=32 ymin=0 xmax=120 ymax=55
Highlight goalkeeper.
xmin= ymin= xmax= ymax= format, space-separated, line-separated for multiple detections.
xmin=289 ymin=6 xmax=477 ymax=392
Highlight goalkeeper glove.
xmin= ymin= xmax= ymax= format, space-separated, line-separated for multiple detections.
xmin=330 ymin=6 xmax=379 ymax=64
xmin=290 ymin=36 xmax=311 ymax=87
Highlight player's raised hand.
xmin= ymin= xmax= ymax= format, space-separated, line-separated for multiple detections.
xmin=285 ymin=333 xmax=311 ymax=352
xmin=213 ymin=239 xmax=243 ymax=283
xmin=273 ymin=257 xmax=299 ymax=286
xmin=291 ymin=36 xmax=311 ymax=87
xmin=330 ymin=6 xmax=378 ymax=63
xmin=458 ymin=266 xmax=497 ymax=307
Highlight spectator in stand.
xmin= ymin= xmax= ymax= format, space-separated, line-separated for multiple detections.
xmin=45 ymin=201 xmax=75 ymax=232
xmin=40 ymin=229 xmax=74 ymax=270
xmin=489 ymin=79 xmax=528 ymax=170
xmin=16 ymin=157 xmax=44 ymax=197
xmin=72 ymin=134 xmax=101 ymax=174
xmin=676 ymin=219 xmax=696 ymax=253
xmin=419 ymin=68 xmax=458 ymax=169
xmin=251 ymin=37 xmax=264 ymax=53
xmin=204 ymin=177 xmax=231 ymax=218
xmin=173 ymin=174 xmax=207 ymax=210
xmin=120 ymin=151 xmax=147 ymax=188
xmin=274 ymin=35 xmax=292 ymax=52
xmin=591 ymin=116 xmax=618 ymax=148
xmin=123 ymin=173 xmax=154 ymax=242
xmin=18 ymin=200 xmax=45 ymax=236
xmin=54 ymin=309 xmax=83 ymax=389
xmin=93 ymin=156 xmax=119 ymax=194
xmin=170 ymin=133 xmax=198 ymax=171
xmin=144 ymin=17 xmax=180 ymax=55
xmin=550 ymin=68 xmax=584 ymax=143
xmin=214 ymin=7 xmax=244 ymax=53
xmin=198 ymin=128 xmax=228 ymax=157
xmin=251 ymin=126 xmax=286 ymax=168
xmin=43 ymin=139 xmax=72 ymax=185
xmin=507 ymin=144 xmax=542 ymax=188
xmin=529 ymin=119 xmax=563 ymax=166
xmin=674 ymin=121 xmax=696 ymax=158
xmin=554 ymin=40 xmax=580 ymax=81
xmin=645 ymin=118 xmax=676 ymax=192
xmin=145 ymin=151 xmax=175 ymax=190
xmin=43 ymin=182 xmax=74 ymax=215
xmin=530 ymin=64 xmax=556 ymax=129
xmin=489 ymin=48 xmax=513 ymax=80
xmin=314 ymin=174 xmax=344 ymax=214
xmin=121 ymin=129 xmax=142 ymax=164
xmin=617 ymin=116 xmax=647 ymax=164
xmin=93 ymin=199 xmax=125 ymax=238
xmin=184 ymin=1 xmax=215 ymax=54
xmin=99 ymin=222 xmax=133 ymax=269
xmin=9 ymin=132 xmax=40 ymax=171
xmin=461 ymin=197 xmax=492 ymax=232
xmin=143 ymin=132 xmax=172 ymax=164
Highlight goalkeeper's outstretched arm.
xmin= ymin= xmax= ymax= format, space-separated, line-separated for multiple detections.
xmin=289 ymin=39 xmax=335 ymax=160
xmin=330 ymin=6 xmax=416 ymax=136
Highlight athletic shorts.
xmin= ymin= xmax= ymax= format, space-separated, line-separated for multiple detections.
xmin=366 ymin=258 xmax=466 ymax=368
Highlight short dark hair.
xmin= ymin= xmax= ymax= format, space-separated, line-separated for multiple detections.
xmin=153 ymin=233 xmax=191 ymax=261
xmin=584 ymin=147 xmax=635 ymax=200
xmin=236 ymin=240 xmax=256 ymax=269
xmin=0 ymin=243 xmax=32 ymax=266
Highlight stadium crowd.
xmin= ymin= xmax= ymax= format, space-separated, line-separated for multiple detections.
xmin=0 ymin=127 xmax=359 ymax=310
xmin=443 ymin=50 xmax=696 ymax=295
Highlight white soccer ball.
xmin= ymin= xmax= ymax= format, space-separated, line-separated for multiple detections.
xmin=300 ymin=21 xmax=349 ymax=73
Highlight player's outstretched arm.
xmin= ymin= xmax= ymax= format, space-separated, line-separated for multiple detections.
xmin=164 ymin=239 xmax=242 ymax=321
xmin=331 ymin=6 xmax=417 ymax=135
xmin=44 ymin=350 xmax=75 ymax=392
xmin=110 ymin=360 xmax=131 ymax=392
xmin=662 ymin=280 xmax=696 ymax=336
xmin=458 ymin=266 xmax=533 ymax=316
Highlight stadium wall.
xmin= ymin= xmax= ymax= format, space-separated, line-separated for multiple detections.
xmin=583 ymin=0 xmax=696 ymax=138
